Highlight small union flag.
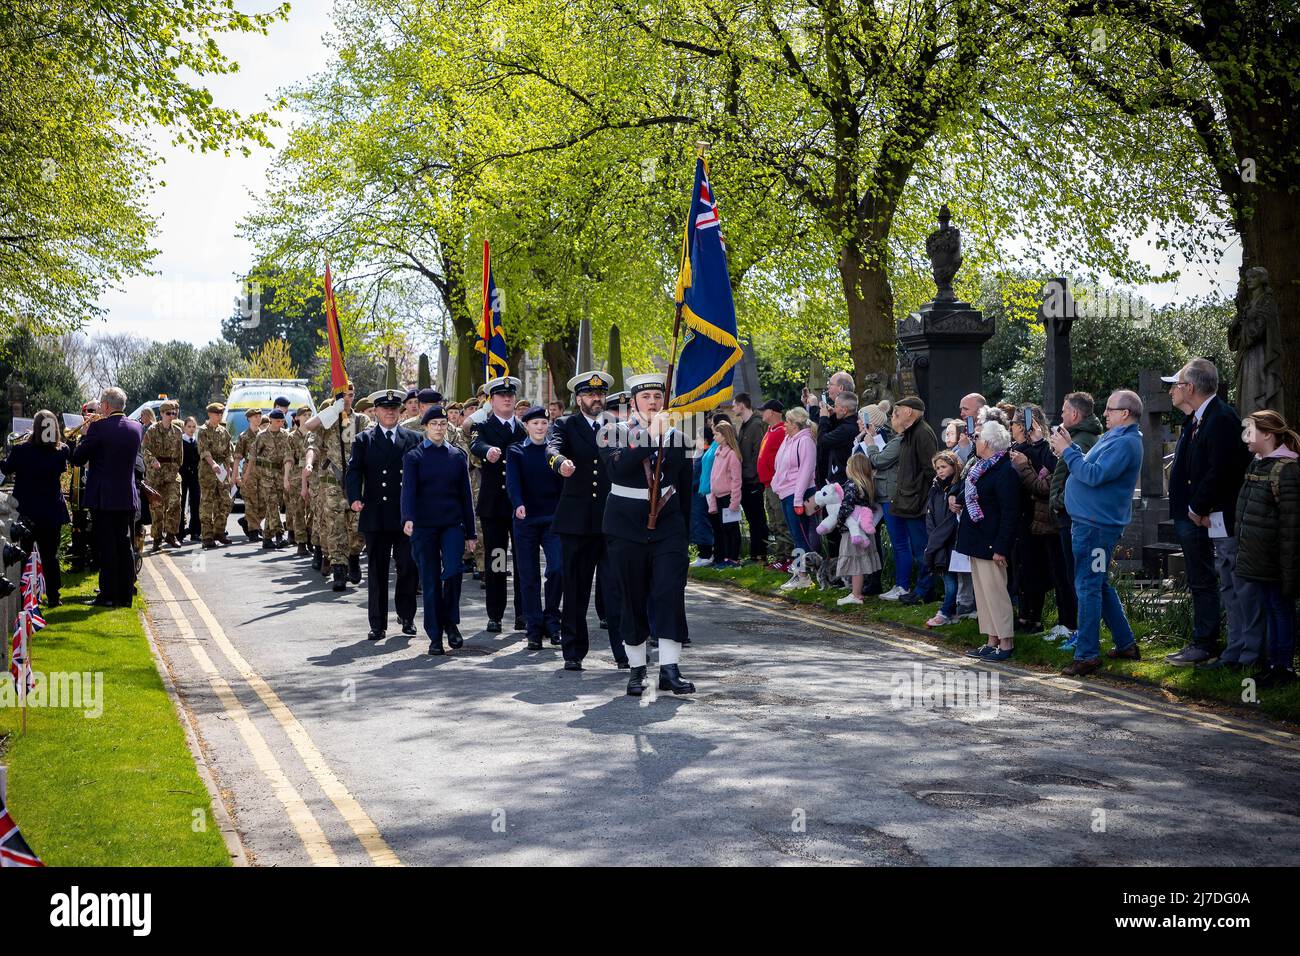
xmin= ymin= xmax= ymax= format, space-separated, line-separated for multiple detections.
xmin=0 ymin=802 xmax=45 ymax=867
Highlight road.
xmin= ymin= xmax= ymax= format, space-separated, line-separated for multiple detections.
xmin=139 ymin=521 xmax=1300 ymax=866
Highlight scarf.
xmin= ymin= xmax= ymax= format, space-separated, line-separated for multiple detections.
xmin=963 ymin=450 xmax=1006 ymax=523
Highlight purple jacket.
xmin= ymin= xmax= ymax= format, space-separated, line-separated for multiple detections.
xmin=70 ymin=412 xmax=143 ymax=512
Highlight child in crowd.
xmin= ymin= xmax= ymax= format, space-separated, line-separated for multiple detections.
xmin=924 ymin=450 xmax=974 ymax=627
xmin=708 ymin=419 xmax=744 ymax=567
xmin=835 ymin=453 xmax=882 ymax=605
xmin=1234 ymin=410 xmax=1300 ymax=687
xmin=689 ymin=427 xmax=716 ymax=568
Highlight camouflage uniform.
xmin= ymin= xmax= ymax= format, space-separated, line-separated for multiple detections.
xmin=286 ymin=424 xmax=310 ymax=541
xmin=251 ymin=427 xmax=291 ymax=536
xmin=196 ymin=418 xmax=234 ymax=542
xmin=315 ymin=408 xmax=369 ymax=566
xmin=234 ymin=426 xmax=263 ymax=530
xmin=142 ymin=414 xmax=184 ymax=543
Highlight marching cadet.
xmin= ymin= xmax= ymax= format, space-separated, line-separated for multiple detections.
xmin=286 ymin=406 xmax=312 ymax=555
xmin=304 ymin=404 xmax=328 ymax=574
xmin=469 ymin=375 xmax=526 ymax=632
xmin=402 ymin=388 xmax=419 ymax=423
xmin=598 ymin=373 xmax=696 ymax=696
xmin=141 ymin=399 xmax=185 ymax=551
xmin=400 ymin=387 xmax=442 ymax=431
xmin=508 ymin=404 xmax=565 ymax=650
xmin=403 ymin=405 xmax=477 ymax=655
xmin=347 ymin=389 xmax=421 ymax=641
xmin=197 ymin=402 xmax=235 ymax=548
xmin=302 ymin=382 xmax=371 ymax=591
xmin=251 ymin=409 xmax=292 ymax=548
xmin=460 ymin=399 xmax=487 ymax=580
xmin=546 ymin=370 xmax=628 ymax=670
xmin=233 ymin=409 xmax=264 ymax=541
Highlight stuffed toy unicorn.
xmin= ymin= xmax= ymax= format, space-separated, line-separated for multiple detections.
xmin=813 ymin=482 xmax=873 ymax=547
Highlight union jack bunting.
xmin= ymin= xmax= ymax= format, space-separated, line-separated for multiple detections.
xmin=0 ymin=801 xmax=45 ymax=867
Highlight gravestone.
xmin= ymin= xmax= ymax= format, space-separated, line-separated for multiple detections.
xmin=1131 ymin=369 xmax=1178 ymax=577
xmin=576 ymin=317 xmax=595 ymax=375
xmin=896 ymin=205 xmax=994 ymax=433
xmin=1040 ymin=278 xmax=1076 ymax=426
xmin=731 ymin=333 xmax=763 ymax=404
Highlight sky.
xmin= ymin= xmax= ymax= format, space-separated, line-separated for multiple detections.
xmin=89 ymin=1 xmax=1242 ymax=348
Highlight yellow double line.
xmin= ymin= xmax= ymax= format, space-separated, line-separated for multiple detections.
xmin=144 ymin=556 xmax=401 ymax=866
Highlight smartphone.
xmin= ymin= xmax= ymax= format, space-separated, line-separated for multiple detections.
xmin=1023 ymin=408 xmax=1034 ymax=435
xmin=965 ymin=415 xmax=976 ymax=437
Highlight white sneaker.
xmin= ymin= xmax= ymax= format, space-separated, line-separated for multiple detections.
xmin=780 ymin=573 xmax=812 ymax=591
xmin=880 ymin=585 xmax=907 ymax=601
xmin=690 ymin=557 xmax=714 ymax=568
xmin=837 ymin=594 xmax=864 ymax=605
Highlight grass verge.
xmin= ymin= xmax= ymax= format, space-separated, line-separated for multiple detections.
xmin=691 ymin=563 xmax=1300 ymax=725
xmin=0 ymin=571 xmax=230 ymax=866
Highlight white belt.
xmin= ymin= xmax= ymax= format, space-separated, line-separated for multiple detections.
xmin=609 ymin=483 xmax=649 ymax=500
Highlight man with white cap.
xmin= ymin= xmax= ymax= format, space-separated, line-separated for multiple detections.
xmin=598 ymin=372 xmax=695 ymax=696
xmin=546 ymin=370 xmax=628 ymax=671
xmin=469 ymin=375 xmax=526 ymax=631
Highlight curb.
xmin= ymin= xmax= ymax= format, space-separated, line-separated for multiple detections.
xmin=140 ymin=607 xmax=250 ymax=867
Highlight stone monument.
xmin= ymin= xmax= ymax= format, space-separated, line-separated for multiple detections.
xmin=1040 ymin=277 xmax=1077 ymax=426
xmin=731 ymin=333 xmax=763 ymax=404
xmin=1229 ymin=266 xmax=1283 ymax=415
xmin=896 ymin=205 xmax=994 ymax=433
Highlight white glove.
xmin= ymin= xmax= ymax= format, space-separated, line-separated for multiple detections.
xmin=316 ymin=402 xmax=342 ymax=429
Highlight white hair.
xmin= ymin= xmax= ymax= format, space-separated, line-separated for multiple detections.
xmin=978 ymin=420 xmax=1011 ymax=452
xmin=100 ymin=387 xmax=126 ymax=412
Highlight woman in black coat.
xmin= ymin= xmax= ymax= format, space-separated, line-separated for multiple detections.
xmin=1 ymin=409 xmax=72 ymax=605
xmin=952 ymin=420 xmax=1021 ymax=661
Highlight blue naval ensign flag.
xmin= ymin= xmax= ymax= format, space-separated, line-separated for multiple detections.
xmin=668 ymin=156 xmax=744 ymax=414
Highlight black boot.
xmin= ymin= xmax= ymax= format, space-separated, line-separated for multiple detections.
xmin=400 ymin=618 xmax=416 ymax=636
xmin=262 ymin=537 xmax=275 ymax=551
xmin=249 ymin=528 xmax=262 ymax=543
xmin=311 ymin=546 xmax=323 ymax=571
xmin=287 ymin=530 xmax=296 ymax=545
xmin=527 ymin=635 xmax=544 ymax=650
xmin=237 ymin=516 xmax=248 ymax=536
xmin=446 ymin=624 xmax=464 ymax=649
xmin=347 ymin=554 xmax=362 ymax=584
xmin=658 ymin=663 xmax=696 ymax=694
xmin=332 ymin=565 xmax=348 ymax=591
xmin=296 ymin=542 xmax=309 ymax=557
xmin=274 ymin=533 xmax=286 ymax=549
xmin=626 ymin=665 xmax=648 ymax=697
xmin=428 ymin=638 xmax=445 ymax=656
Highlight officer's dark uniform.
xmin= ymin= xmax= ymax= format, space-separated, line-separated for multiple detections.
xmin=346 ymin=389 xmax=422 ymax=640
xmin=469 ymin=377 xmax=525 ymax=630
xmin=598 ymin=398 xmax=693 ymax=660
xmin=547 ymin=371 xmax=628 ymax=668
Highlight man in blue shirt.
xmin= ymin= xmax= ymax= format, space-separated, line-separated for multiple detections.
xmin=1048 ymin=389 xmax=1144 ymax=676
xmin=508 ymin=405 xmax=564 ymax=650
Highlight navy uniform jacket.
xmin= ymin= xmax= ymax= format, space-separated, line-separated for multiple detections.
xmin=346 ymin=423 xmax=421 ymax=534
xmin=69 ymin=412 xmax=144 ymax=512
xmin=469 ymin=413 xmax=524 ymax=519
xmin=1168 ymin=394 xmax=1252 ymax=535
xmin=598 ymin=419 xmax=692 ymax=544
xmin=544 ymin=412 xmax=610 ymax=535
xmin=400 ymin=440 xmax=475 ymax=534
xmin=507 ymin=439 xmax=563 ymax=518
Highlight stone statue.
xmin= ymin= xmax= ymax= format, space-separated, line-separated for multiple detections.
xmin=859 ymin=371 xmax=896 ymax=408
xmin=1229 ymin=266 xmax=1283 ymax=415
xmin=924 ymin=204 xmax=962 ymax=302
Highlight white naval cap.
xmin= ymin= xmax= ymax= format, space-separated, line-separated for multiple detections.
xmin=626 ymin=373 xmax=666 ymax=395
xmin=567 ymin=370 xmax=614 ymax=394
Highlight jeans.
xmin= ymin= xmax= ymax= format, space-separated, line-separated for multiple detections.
xmin=940 ymin=571 xmax=973 ymax=618
xmin=1071 ymin=522 xmax=1136 ymax=661
xmin=880 ymin=501 xmax=911 ymax=590
xmin=764 ymin=485 xmax=792 ymax=562
xmin=1212 ymin=535 xmax=1245 ymax=659
xmin=690 ymin=491 xmax=714 ymax=557
xmin=902 ymin=515 xmax=933 ymax=597
xmin=940 ymin=572 xmax=959 ymax=617
xmin=1231 ymin=575 xmax=1291 ymax=668
xmin=781 ymin=494 xmax=810 ymax=555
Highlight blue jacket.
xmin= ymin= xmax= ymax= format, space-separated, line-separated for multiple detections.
xmin=1 ymin=440 xmax=71 ymax=526
xmin=954 ymin=454 xmax=1021 ymax=560
xmin=506 ymin=439 xmax=562 ymax=518
xmin=69 ymin=412 xmax=143 ymax=512
xmin=401 ymin=439 xmax=474 ymax=535
xmin=1062 ymin=422 xmax=1142 ymax=532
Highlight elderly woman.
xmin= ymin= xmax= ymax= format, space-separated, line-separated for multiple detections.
xmin=953 ymin=420 xmax=1021 ymax=661
xmin=771 ymin=406 xmax=818 ymax=589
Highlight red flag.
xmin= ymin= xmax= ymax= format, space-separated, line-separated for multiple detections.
xmin=323 ymin=263 xmax=348 ymax=393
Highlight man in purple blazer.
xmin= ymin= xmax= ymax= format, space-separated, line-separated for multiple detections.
xmin=70 ymin=386 xmax=144 ymax=607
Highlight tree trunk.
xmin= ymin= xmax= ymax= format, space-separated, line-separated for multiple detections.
xmin=542 ymin=327 xmax=578 ymax=406
xmin=1242 ymin=183 xmax=1300 ymax=426
xmin=837 ymin=240 xmax=896 ymax=390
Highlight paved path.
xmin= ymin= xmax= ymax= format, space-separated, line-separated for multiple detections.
xmin=139 ymin=523 xmax=1300 ymax=866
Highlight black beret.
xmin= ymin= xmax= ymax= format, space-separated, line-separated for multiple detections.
xmin=421 ymin=405 xmax=448 ymax=425
xmin=274 ymin=395 xmax=291 ymax=407
xmin=404 ymin=388 xmax=418 ymax=402
xmin=417 ymin=388 xmax=443 ymax=404
xmin=520 ymin=405 xmax=548 ymax=423
xmin=267 ymin=409 xmax=286 ymax=421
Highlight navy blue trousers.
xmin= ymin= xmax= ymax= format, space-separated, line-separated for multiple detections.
xmin=513 ymin=514 xmax=562 ymax=638
xmin=410 ymin=524 xmax=465 ymax=641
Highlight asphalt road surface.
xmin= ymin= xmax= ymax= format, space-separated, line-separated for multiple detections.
xmin=139 ymin=522 xmax=1300 ymax=866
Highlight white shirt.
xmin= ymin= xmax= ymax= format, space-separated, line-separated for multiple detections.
xmin=1193 ymin=394 xmax=1213 ymax=424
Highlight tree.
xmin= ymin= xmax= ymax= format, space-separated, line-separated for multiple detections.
xmin=115 ymin=340 xmax=244 ymax=415
xmin=0 ymin=327 xmax=83 ymax=433
xmin=220 ymin=265 xmax=326 ymax=377
xmin=241 ymin=340 xmax=298 ymax=382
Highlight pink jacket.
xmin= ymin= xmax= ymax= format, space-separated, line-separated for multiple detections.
xmin=707 ymin=444 xmax=743 ymax=512
xmin=771 ymin=427 xmax=816 ymax=506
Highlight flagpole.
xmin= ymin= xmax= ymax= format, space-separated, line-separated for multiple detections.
xmin=482 ymin=241 xmax=491 ymax=385
xmin=648 ymin=141 xmax=709 ymax=530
